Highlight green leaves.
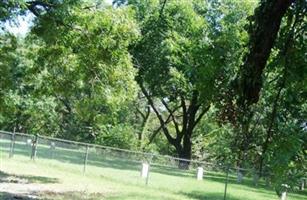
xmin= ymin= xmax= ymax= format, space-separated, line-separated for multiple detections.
xmin=0 ymin=2 xmax=140 ymax=141
xmin=0 ymin=1 xmax=305 ymax=185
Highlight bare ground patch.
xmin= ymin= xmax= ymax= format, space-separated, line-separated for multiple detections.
xmin=0 ymin=171 xmax=107 ymax=200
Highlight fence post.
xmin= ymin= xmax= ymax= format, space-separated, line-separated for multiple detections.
xmin=300 ymin=178 xmax=305 ymax=191
xmin=223 ymin=166 xmax=230 ymax=200
xmin=145 ymin=164 xmax=150 ymax=185
xmin=237 ymin=167 xmax=243 ymax=183
xmin=83 ymin=145 xmax=89 ymax=174
xmin=9 ymin=130 xmax=16 ymax=158
xmin=50 ymin=142 xmax=55 ymax=159
xmin=253 ymin=169 xmax=259 ymax=186
xmin=31 ymin=134 xmax=39 ymax=160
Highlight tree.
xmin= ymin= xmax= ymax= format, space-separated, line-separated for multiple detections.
xmin=1 ymin=1 xmax=140 ymax=144
xmin=128 ymin=0 xmax=254 ymax=168
xmin=216 ymin=0 xmax=306 ymax=195
xmin=236 ymin=0 xmax=294 ymax=106
xmin=214 ymin=0 xmax=296 ymax=167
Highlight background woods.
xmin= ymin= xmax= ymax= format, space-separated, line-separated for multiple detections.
xmin=0 ymin=0 xmax=306 ymax=196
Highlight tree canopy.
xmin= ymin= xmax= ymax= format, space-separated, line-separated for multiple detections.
xmin=0 ymin=0 xmax=306 ymax=196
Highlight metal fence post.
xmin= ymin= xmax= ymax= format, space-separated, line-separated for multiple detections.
xmin=50 ymin=142 xmax=55 ymax=159
xmin=223 ymin=166 xmax=230 ymax=200
xmin=83 ymin=145 xmax=89 ymax=174
xmin=9 ymin=130 xmax=16 ymax=158
xmin=31 ymin=134 xmax=39 ymax=160
xmin=145 ymin=163 xmax=150 ymax=185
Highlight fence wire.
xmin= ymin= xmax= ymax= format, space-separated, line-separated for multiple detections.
xmin=0 ymin=130 xmax=304 ymax=200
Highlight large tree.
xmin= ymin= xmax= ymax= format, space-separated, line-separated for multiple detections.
xmin=0 ymin=1 xmax=140 ymax=145
xmin=215 ymin=0 xmax=306 ymax=195
xmin=128 ymin=0 xmax=254 ymax=167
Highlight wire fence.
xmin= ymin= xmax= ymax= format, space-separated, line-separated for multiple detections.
xmin=0 ymin=130 xmax=304 ymax=200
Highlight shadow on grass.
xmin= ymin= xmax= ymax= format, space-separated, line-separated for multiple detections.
xmin=150 ymin=164 xmax=195 ymax=178
xmin=295 ymin=190 xmax=307 ymax=196
xmin=2 ymin=139 xmax=305 ymax=200
xmin=181 ymin=191 xmax=242 ymax=200
xmin=287 ymin=190 xmax=307 ymax=200
xmin=0 ymin=141 xmax=274 ymax=189
xmin=0 ymin=191 xmax=106 ymax=200
xmin=0 ymin=192 xmax=36 ymax=200
xmin=1 ymin=140 xmax=141 ymax=171
xmin=0 ymin=171 xmax=59 ymax=184
xmin=87 ymin=157 xmax=141 ymax=171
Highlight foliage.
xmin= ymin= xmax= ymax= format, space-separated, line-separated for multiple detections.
xmin=0 ymin=0 xmax=306 ymax=195
xmin=0 ymin=1 xmax=140 ymax=144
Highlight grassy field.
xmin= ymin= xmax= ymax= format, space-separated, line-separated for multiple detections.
xmin=0 ymin=136 xmax=306 ymax=200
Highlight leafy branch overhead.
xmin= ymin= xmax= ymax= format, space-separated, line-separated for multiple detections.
xmin=0 ymin=0 xmax=306 ymax=195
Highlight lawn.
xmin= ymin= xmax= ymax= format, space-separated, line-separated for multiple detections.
xmin=0 ymin=136 xmax=306 ymax=200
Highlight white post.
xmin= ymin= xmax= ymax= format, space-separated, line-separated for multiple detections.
xmin=281 ymin=191 xmax=287 ymax=200
xmin=281 ymin=184 xmax=289 ymax=200
xmin=27 ymin=139 xmax=32 ymax=146
xmin=141 ymin=163 xmax=149 ymax=178
xmin=197 ymin=167 xmax=203 ymax=180
xmin=300 ymin=178 xmax=305 ymax=190
xmin=50 ymin=142 xmax=55 ymax=159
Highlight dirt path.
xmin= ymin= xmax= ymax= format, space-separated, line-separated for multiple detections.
xmin=0 ymin=171 xmax=90 ymax=199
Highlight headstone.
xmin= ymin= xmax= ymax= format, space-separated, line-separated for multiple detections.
xmin=281 ymin=184 xmax=290 ymax=200
xmin=141 ymin=163 xmax=149 ymax=178
xmin=26 ymin=139 xmax=32 ymax=146
xmin=50 ymin=142 xmax=56 ymax=149
xmin=197 ymin=167 xmax=204 ymax=180
xmin=281 ymin=191 xmax=287 ymax=200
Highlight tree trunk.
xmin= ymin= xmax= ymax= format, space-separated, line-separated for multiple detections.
xmin=177 ymin=134 xmax=192 ymax=169
xmin=140 ymin=84 xmax=206 ymax=170
xmin=237 ymin=0 xmax=293 ymax=105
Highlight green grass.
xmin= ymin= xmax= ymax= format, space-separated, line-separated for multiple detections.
xmin=0 ymin=137 xmax=306 ymax=200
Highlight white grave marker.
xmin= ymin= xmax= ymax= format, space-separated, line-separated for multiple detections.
xmin=197 ymin=167 xmax=204 ymax=180
xmin=281 ymin=184 xmax=290 ymax=200
xmin=300 ymin=179 xmax=305 ymax=191
xmin=281 ymin=191 xmax=287 ymax=200
xmin=50 ymin=142 xmax=55 ymax=149
xmin=141 ymin=163 xmax=149 ymax=178
xmin=26 ymin=139 xmax=32 ymax=146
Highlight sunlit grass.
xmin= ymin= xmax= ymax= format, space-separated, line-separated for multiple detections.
xmin=0 ymin=139 xmax=306 ymax=200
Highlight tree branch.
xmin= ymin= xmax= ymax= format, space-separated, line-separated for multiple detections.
xmin=147 ymin=104 xmax=180 ymax=144
xmin=259 ymin=8 xmax=298 ymax=175
xmin=136 ymin=106 xmax=146 ymax=120
xmin=193 ymin=105 xmax=210 ymax=128
xmin=180 ymin=95 xmax=187 ymax=134
xmin=139 ymin=82 xmax=176 ymax=145
xmin=147 ymin=115 xmax=173 ymax=144
xmin=237 ymin=0 xmax=294 ymax=105
xmin=26 ymin=1 xmax=55 ymax=17
xmin=161 ymin=99 xmax=180 ymax=135
xmin=159 ymin=0 xmax=168 ymax=18
xmin=186 ymin=90 xmax=199 ymax=135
